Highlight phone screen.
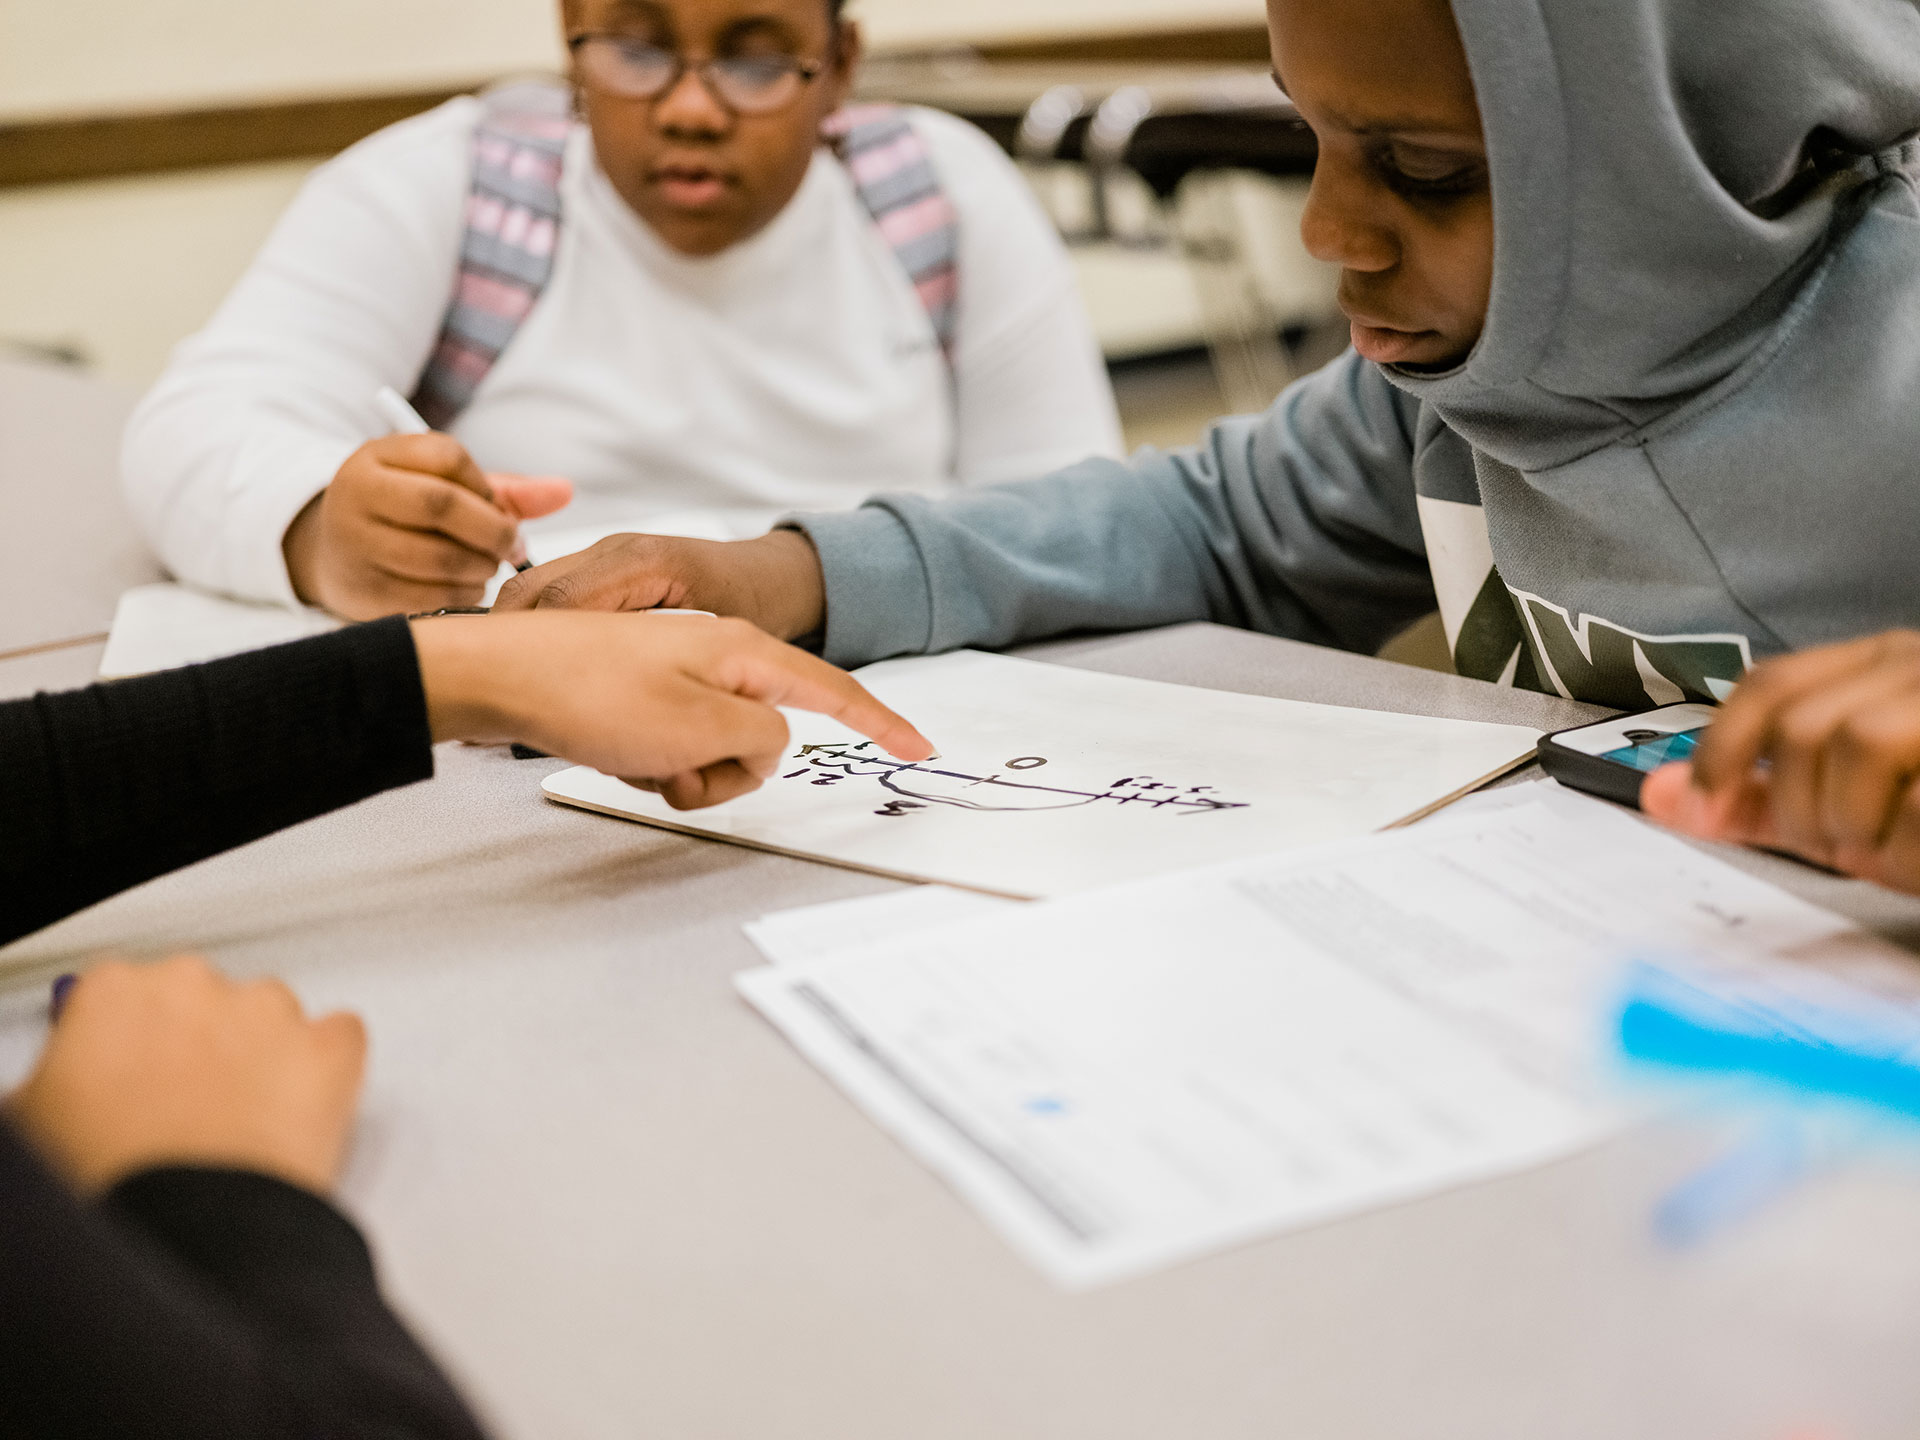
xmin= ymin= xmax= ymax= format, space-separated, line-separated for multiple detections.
xmin=1600 ymin=727 xmax=1705 ymax=774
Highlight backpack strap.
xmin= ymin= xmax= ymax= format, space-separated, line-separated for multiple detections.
xmin=411 ymin=82 xmax=572 ymax=430
xmin=825 ymin=104 xmax=960 ymax=360
xmin=413 ymin=95 xmax=957 ymax=430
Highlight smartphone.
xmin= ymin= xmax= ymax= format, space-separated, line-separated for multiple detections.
xmin=1536 ymin=703 xmax=1718 ymax=809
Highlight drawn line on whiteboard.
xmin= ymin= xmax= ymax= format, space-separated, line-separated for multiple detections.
xmin=779 ymin=740 xmax=1252 ymax=817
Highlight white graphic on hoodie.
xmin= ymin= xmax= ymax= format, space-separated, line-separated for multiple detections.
xmin=1416 ymin=495 xmax=1751 ymax=709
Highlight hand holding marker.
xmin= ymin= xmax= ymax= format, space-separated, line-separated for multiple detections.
xmin=283 ymin=388 xmax=573 ymax=619
xmin=374 ymin=388 xmax=538 ymax=573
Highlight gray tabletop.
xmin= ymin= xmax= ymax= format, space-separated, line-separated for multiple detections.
xmin=0 ymin=639 xmax=105 ymax=700
xmin=0 ymin=355 xmax=165 ymax=658
xmin=4 ymin=621 xmax=1920 ymax=1440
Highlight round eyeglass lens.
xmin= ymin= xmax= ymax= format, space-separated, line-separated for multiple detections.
xmin=708 ymin=56 xmax=804 ymax=112
xmin=581 ymin=38 xmax=679 ymax=97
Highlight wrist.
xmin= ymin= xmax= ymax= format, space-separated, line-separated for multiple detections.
xmin=751 ymin=528 xmax=827 ymax=641
xmin=282 ymin=494 xmax=326 ymax=607
xmin=410 ymin=617 xmax=516 ymax=743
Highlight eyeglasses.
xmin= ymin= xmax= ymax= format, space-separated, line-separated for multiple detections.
xmin=568 ymin=35 xmax=824 ymax=115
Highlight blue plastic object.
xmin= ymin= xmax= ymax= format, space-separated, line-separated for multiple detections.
xmin=1618 ymin=961 xmax=1920 ymax=1122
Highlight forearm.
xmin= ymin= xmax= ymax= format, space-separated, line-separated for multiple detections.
xmin=120 ymin=110 xmax=468 ymax=606
xmin=792 ymin=354 xmax=1437 ymax=670
xmin=792 ymin=455 xmax=1221 ymax=667
xmin=0 ymin=1124 xmax=486 ymax=1440
xmin=120 ymin=391 xmax=356 ymax=606
xmin=0 ymin=619 xmax=432 ymax=946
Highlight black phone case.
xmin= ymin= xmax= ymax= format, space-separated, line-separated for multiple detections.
xmin=1535 ymin=732 xmax=1649 ymax=810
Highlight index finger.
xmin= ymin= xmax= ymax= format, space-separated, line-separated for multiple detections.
xmin=374 ymin=433 xmax=498 ymax=504
xmin=1691 ymin=641 xmax=1886 ymax=793
xmin=703 ymin=627 xmax=934 ymax=762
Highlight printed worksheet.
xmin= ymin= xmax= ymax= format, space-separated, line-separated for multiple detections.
xmin=736 ymin=792 xmax=1915 ymax=1289
xmin=544 ymin=650 xmax=1542 ymax=897
xmin=745 ymin=886 xmax=1021 ymax=968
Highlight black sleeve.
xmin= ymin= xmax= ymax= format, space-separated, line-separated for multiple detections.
xmin=0 ymin=1121 xmax=489 ymax=1440
xmin=0 ymin=617 xmax=435 ymax=946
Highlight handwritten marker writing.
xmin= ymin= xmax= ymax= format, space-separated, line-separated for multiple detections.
xmin=373 ymin=386 xmax=532 ymax=573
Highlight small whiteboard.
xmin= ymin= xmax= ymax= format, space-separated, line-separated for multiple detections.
xmin=543 ymin=651 xmax=1542 ymax=898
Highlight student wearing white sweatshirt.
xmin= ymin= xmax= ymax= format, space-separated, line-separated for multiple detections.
xmin=123 ymin=0 xmax=1121 ymax=621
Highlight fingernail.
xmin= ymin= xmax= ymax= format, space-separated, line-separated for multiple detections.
xmin=50 ymin=972 xmax=77 ymax=1020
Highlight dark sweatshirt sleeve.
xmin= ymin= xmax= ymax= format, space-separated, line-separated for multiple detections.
xmin=0 ymin=1121 xmax=489 ymax=1440
xmin=0 ymin=617 xmax=434 ymax=946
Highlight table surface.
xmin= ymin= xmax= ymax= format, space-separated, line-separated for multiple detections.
xmin=7 ymin=621 xmax=1920 ymax=1440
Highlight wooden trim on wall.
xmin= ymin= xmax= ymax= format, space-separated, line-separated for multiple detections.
xmin=0 ymin=86 xmax=485 ymax=188
xmin=0 ymin=24 xmax=1272 ymax=189
xmin=973 ymin=24 xmax=1269 ymax=64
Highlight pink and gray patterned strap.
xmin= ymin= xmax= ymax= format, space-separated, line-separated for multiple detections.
xmin=823 ymin=103 xmax=960 ymax=358
xmin=412 ymin=89 xmax=957 ymax=429
xmin=411 ymin=84 xmax=571 ymax=430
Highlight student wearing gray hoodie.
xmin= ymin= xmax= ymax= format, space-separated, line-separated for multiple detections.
xmin=495 ymin=0 xmax=1920 ymax=719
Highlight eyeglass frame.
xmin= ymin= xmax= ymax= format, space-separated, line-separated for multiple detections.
xmin=566 ymin=33 xmax=833 ymax=115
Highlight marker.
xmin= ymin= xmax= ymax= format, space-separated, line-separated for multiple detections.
xmin=373 ymin=385 xmax=431 ymax=437
xmin=1617 ymin=961 xmax=1920 ymax=1121
xmin=1616 ymin=960 xmax=1917 ymax=1247
xmin=373 ymin=386 xmax=532 ymax=573
xmin=1652 ymin=1119 xmax=1814 ymax=1249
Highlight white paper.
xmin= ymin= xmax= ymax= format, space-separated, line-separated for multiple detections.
xmin=745 ymin=886 xmax=1021 ymax=968
xmin=545 ymin=651 xmax=1543 ymax=899
xmin=736 ymin=791 xmax=1911 ymax=1288
xmin=99 ymin=583 xmax=343 ymax=678
xmin=739 ymin=776 xmax=1553 ymax=968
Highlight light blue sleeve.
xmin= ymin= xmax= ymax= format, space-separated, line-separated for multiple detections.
xmin=789 ymin=351 xmax=1437 ymax=669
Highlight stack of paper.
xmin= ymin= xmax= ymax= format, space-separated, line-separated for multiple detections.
xmin=738 ymin=791 xmax=1913 ymax=1288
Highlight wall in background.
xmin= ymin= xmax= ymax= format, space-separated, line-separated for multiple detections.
xmin=0 ymin=0 xmax=560 ymax=121
xmin=0 ymin=162 xmax=1335 ymax=388
xmin=0 ymin=161 xmax=316 ymax=381
xmin=0 ymin=0 xmax=1264 ymax=121
xmin=0 ymin=0 xmax=1309 ymax=404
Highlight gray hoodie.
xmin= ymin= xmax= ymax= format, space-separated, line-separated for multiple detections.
xmin=792 ymin=0 xmax=1920 ymax=711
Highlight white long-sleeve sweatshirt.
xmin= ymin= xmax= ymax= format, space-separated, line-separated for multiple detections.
xmin=122 ymin=98 xmax=1124 ymax=606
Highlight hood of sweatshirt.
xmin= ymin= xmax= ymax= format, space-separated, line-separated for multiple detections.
xmin=1387 ymin=0 xmax=1920 ymax=467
